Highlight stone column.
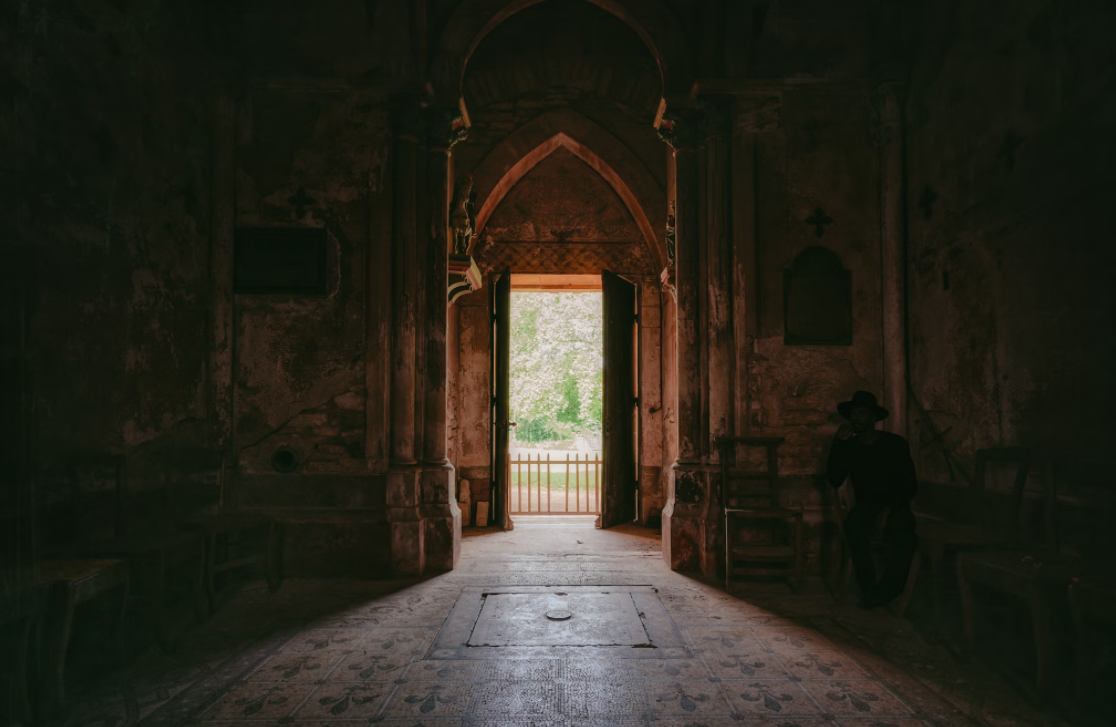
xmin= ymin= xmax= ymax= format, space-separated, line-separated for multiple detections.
xmin=421 ymin=109 xmax=465 ymax=571
xmin=701 ymin=97 xmax=734 ymax=577
xmin=878 ymin=82 xmax=908 ymax=437
xmin=387 ymin=98 xmax=424 ymax=574
xmin=659 ymin=110 xmax=705 ymax=572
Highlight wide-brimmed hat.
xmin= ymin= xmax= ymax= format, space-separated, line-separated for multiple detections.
xmin=837 ymin=391 xmax=889 ymax=421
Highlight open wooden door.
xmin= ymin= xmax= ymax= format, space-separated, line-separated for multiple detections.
xmin=490 ymin=269 xmax=513 ymax=530
xmin=601 ymin=270 xmax=638 ymax=528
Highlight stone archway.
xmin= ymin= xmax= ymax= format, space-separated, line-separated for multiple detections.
xmin=465 ymin=108 xmax=667 ymax=270
xmin=431 ymin=0 xmax=693 ymax=109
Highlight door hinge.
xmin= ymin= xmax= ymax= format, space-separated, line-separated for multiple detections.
xmin=633 ymin=396 xmax=640 ymax=406
xmin=634 ymin=312 xmax=640 ymax=322
xmin=492 ymin=396 xmax=497 ymax=406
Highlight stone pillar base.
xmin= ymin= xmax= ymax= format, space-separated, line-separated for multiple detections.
xmin=662 ymin=461 xmax=706 ymax=572
xmin=388 ymin=465 xmax=424 ymax=575
xmin=422 ymin=461 xmax=461 ymax=571
xmin=390 ymin=510 xmax=424 ymax=574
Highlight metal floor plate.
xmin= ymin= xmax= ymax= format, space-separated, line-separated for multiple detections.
xmin=468 ymin=592 xmax=648 ymax=646
xmin=429 ymin=585 xmax=689 ymax=660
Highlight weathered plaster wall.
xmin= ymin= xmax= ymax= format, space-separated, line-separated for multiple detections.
xmin=726 ymin=88 xmax=883 ymax=573
xmin=227 ymin=88 xmax=392 ymax=574
xmin=1 ymin=3 xmax=216 ymax=502
xmin=904 ymin=1 xmax=1116 ymax=520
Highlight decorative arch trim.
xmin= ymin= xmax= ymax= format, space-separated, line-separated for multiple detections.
xmin=432 ymin=0 xmax=692 ymax=108
xmin=472 ymin=132 xmax=661 ymax=267
xmin=465 ymin=107 xmax=666 ymax=269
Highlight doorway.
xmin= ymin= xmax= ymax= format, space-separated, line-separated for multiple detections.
xmin=508 ymin=279 xmax=603 ymax=516
xmin=490 ymin=272 xmax=639 ymax=530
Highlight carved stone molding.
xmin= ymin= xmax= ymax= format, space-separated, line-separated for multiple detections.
xmin=448 ymin=254 xmax=482 ymax=303
xmin=450 ymin=175 xmax=477 ymax=255
xmin=665 ymin=200 xmax=676 ymax=267
xmin=656 ymin=110 xmax=702 ymax=151
xmin=660 ymin=266 xmax=677 ymax=302
xmin=424 ymin=108 xmax=468 ymax=150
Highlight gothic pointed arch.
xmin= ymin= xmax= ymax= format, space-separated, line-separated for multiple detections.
xmin=465 ymin=109 xmax=666 ymax=269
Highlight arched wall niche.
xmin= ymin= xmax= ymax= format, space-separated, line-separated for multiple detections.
xmin=431 ymin=0 xmax=693 ymax=111
xmin=784 ymin=246 xmax=853 ymax=346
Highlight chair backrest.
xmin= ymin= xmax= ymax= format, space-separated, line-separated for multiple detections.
xmin=717 ymin=436 xmax=785 ymax=511
xmin=973 ymin=447 xmax=1038 ymax=544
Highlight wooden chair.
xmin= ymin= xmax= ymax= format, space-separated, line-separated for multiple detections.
xmin=956 ymin=452 xmax=1109 ymax=701
xmin=906 ymin=447 xmax=1033 ymax=631
xmin=832 ymin=483 xmax=921 ymax=617
xmin=35 ymin=559 xmax=129 ymax=707
xmin=172 ymin=462 xmax=283 ymax=613
xmin=53 ymin=455 xmax=208 ymax=654
xmin=717 ymin=437 xmax=802 ymax=593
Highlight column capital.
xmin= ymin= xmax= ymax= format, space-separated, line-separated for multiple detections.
xmin=657 ymin=109 xmax=703 ymax=152
xmin=423 ymin=107 xmax=469 ymax=151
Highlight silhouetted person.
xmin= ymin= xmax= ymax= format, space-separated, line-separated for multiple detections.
xmin=827 ymin=391 xmax=918 ymax=609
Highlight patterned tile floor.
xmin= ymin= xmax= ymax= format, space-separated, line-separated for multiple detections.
xmin=51 ymin=517 xmax=1078 ymax=727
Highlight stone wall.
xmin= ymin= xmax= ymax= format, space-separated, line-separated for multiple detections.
xmin=903 ymin=0 xmax=1116 ymax=540
xmin=1 ymin=4 xmax=215 ymax=508
xmin=226 ymin=88 xmax=392 ymax=574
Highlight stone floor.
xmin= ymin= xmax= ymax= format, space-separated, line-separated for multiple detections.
xmin=52 ymin=516 xmax=1083 ymax=727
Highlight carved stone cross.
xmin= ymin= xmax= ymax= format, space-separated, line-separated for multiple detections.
xmin=805 ymin=207 xmax=833 ymax=238
xmin=288 ymin=186 xmax=316 ymax=219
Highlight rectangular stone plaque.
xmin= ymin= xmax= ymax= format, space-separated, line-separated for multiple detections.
xmin=475 ymin=501 xmax=489 ymax=527
xmin=468 ymin=592 xmax=649 ymax=646
xmin=233 ymin=227 xmax=328 ymax=295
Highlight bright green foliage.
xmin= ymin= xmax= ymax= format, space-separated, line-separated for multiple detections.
xmin=511 ymin=292 xmax=602 ymax=443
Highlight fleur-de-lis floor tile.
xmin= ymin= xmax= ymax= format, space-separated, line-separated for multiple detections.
xmin=725 ymin=680 xmax=819 ymax=716
xmin=684 ymin=627 xmax=763 ymax=651
xmin=247 ymin=652 xmax=343 ymax=682
xmin=383 ymin=682 xmax=471 ymax=718
xmin=800 ymin=680 xmax=912 ymax=716
xmin=755 ymin=628 xmax=835 ymax=652
xmin=647 ymin=679 xmax=729 ymax=717
xmin=200 ymin=682 xmax=314 ymax=720
xmin=328 ymin=649 xmax=411 ymax=681
xmin=292 ymin=681 xmax=390 ymax=720
xmin=276 ymin=629 xmax=366 ymax=656
xmin=635 ymin=658 xmax=710 ymax=680
xmin=702 ymin=650 xmax=791 ymax=681
xmin=359 ymin=629 xmax=435 ymax=657
xmin=781 ymin=650 xmax=867 ymax=680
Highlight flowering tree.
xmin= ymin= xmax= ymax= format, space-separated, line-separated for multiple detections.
xmin=510 ymin=292 xmax=603 ymax=443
